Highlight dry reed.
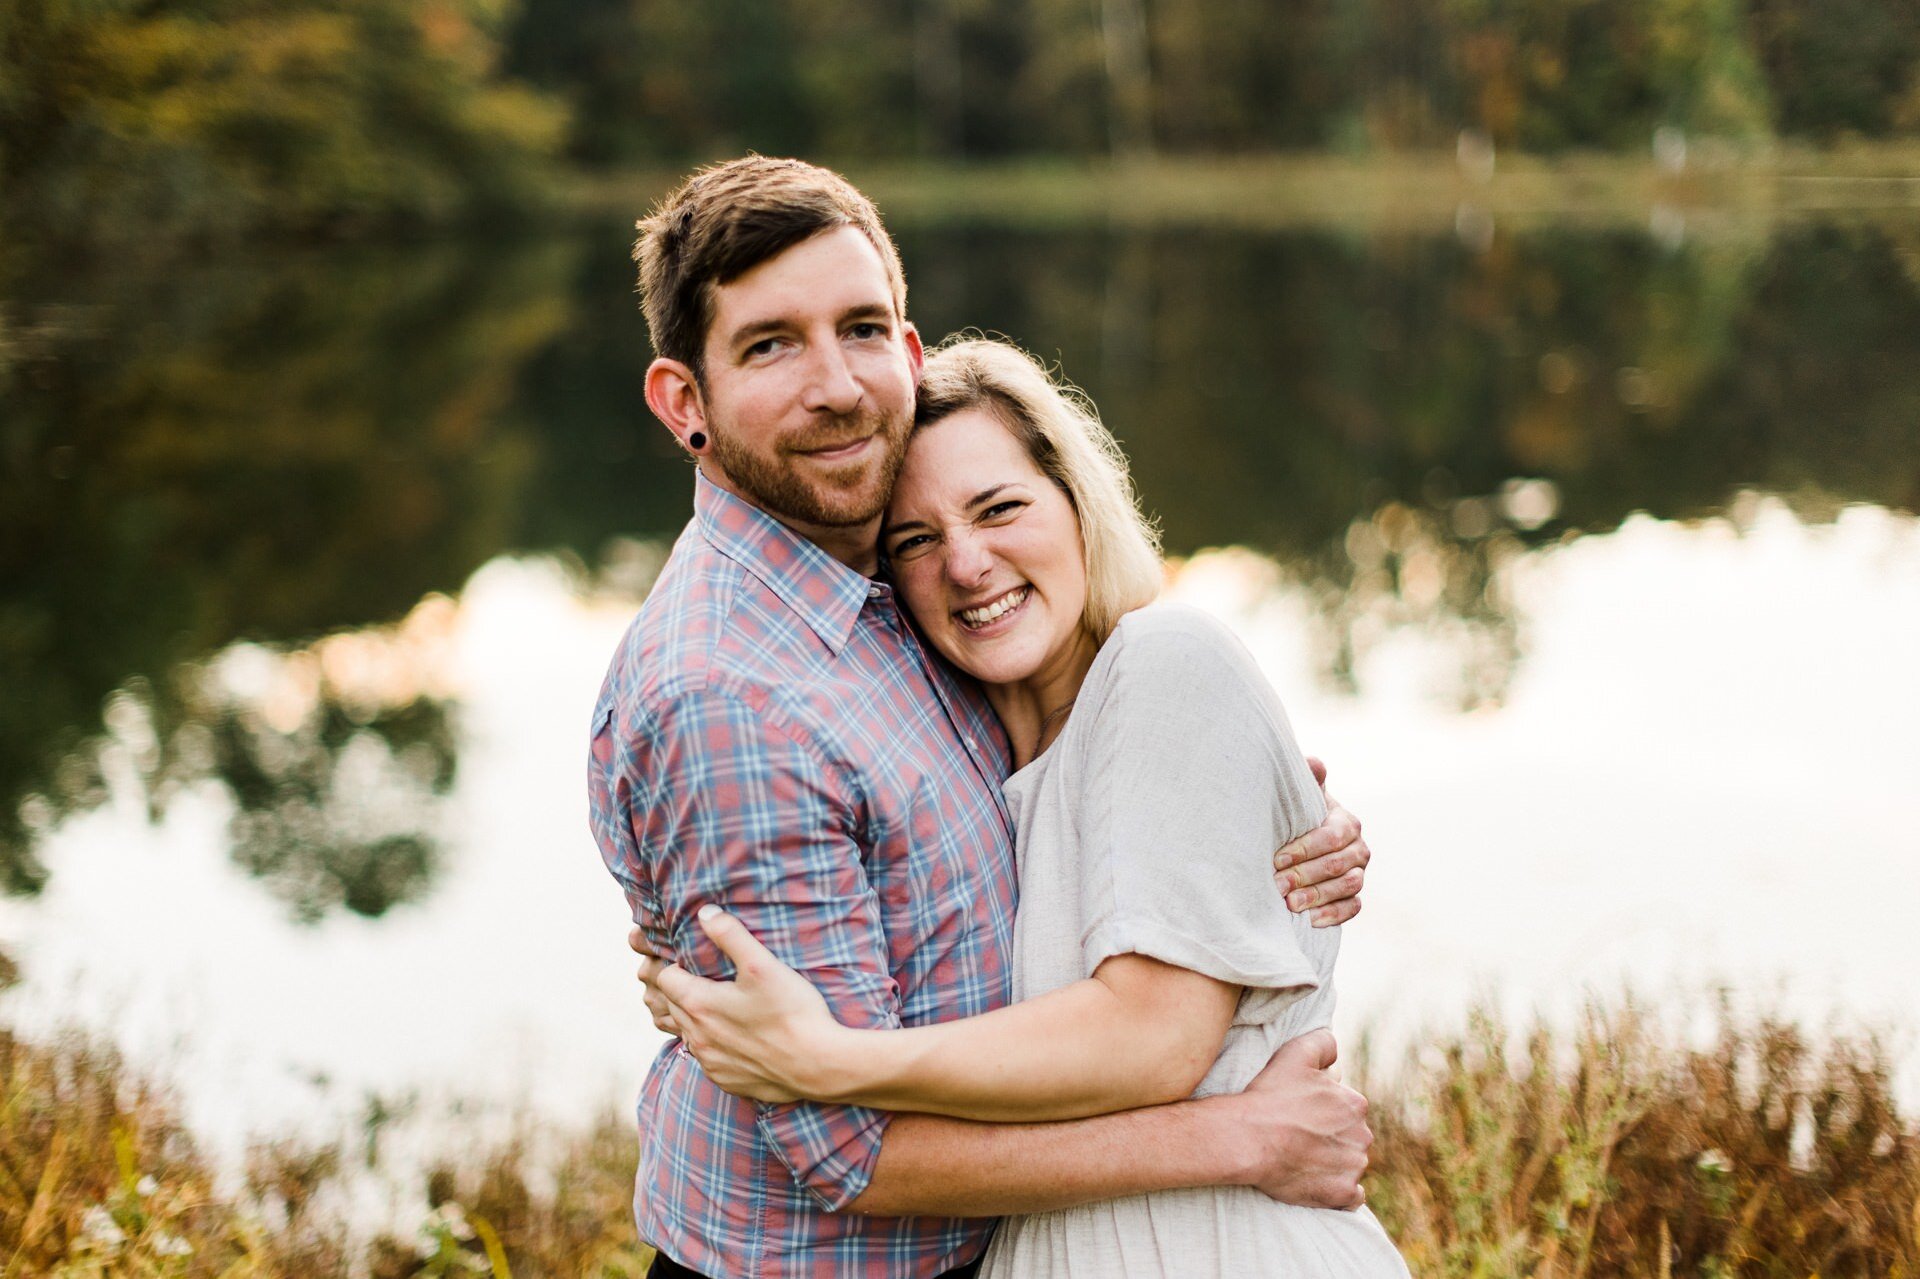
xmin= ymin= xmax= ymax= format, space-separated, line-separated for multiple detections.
xmin=2 ymin=997 xmax=1913 ymax=1277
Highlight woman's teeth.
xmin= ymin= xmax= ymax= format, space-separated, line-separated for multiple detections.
xmin=959 ymin=587 xmax=1029 ymax=629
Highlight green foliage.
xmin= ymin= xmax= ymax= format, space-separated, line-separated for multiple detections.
xmin=0 ymin=0 xmax=565 ymax=241
xmin=1748 ymin=0 xmax=1920 ymax=138
xmin=8 ymin=0 xmax=1919 ymax=214
xmin=492 ymin=0 xmax=1920 ymax=164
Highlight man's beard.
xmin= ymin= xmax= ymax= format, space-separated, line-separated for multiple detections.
xmin=708 ymin=406 xmax=911 ymax=529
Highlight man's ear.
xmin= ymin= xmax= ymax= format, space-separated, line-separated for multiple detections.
xmin=644 ymin=357 xmax=708 ymax=451
xmin=902 ymin=321 xmax=925 ymax=383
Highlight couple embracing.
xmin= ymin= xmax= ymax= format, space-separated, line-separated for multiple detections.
xmin=588 ymin=157 xmax=1410 ymax=1278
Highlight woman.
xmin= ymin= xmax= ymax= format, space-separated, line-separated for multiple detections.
xmin=647 ymin=338 xmax=1408 ymax=1275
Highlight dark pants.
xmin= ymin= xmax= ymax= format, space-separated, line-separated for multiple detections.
xmin=647 ymin=1250 xmax=985 ymax=1279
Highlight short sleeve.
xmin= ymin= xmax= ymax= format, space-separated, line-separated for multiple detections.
xmin=1075 ymin=608 xmax=1326 ymax=1008
xmin=588 ymin=686 xmax=898 ymax=1210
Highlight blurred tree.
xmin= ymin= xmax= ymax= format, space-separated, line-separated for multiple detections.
xmin=1149 ymin=0 xmax=1359 ymax=150
xmin=1648 ymin=0 xmax=1773 ymax=141
xmin=1423 ymin=0 xmax=1770 ymax=151
xmin=0 ymin=0 xmax=564 ymax=241
xmin=502 ymin=0 xmax=652 ymax=164
xmin=1746 ymin=0 xmax=1920 ymax=138
xmin=1098 ymin=0 xmax=1155 ymax=155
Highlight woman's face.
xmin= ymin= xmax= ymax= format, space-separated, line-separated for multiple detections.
xmin=883 ymin=409 xmax=1089 ymax=689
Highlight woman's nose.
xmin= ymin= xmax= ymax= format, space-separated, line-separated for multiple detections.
xmin=945 ymin=531 xmax=993 ymax=586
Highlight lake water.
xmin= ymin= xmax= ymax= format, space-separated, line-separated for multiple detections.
xmin=3 ymin=200 xmax=1918 ymax=1195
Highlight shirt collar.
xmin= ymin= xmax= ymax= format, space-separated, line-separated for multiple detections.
xmin=694 ymin=470 xmax=876 ymax=656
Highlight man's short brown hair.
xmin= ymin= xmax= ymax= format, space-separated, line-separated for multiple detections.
xmin=634 ymin=156 xmax=909 ymax=379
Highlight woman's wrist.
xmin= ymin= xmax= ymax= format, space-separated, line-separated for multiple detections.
xmin=791 ymin=1022 xmax=871 ymax=1105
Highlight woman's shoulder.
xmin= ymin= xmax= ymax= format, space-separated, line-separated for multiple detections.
xmin=1092 ymin=601 xmax=1270 ymax=702
xmin=1109 ymin=600 xmax=1258 ymax=668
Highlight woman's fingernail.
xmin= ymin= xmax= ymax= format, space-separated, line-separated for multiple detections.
xmin=1287 ymin=891 xmax=1306 ymax=911
xmin=697 ymin=904 xmax=719 ymax=921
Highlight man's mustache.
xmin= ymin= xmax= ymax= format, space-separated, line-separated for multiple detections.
xmin=780 ymin=408 xmax=898 ymax=453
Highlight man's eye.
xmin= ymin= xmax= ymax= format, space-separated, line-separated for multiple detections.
xmin=848 ymin=322 xmax=887 ymax=341
xmin=744 ymin=336 xmax=786 ymax=359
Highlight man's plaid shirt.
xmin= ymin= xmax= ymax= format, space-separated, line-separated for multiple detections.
xmin=589 ymin=473 xmax=1018 ymax=1278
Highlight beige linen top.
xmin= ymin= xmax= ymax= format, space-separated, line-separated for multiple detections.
xmin=979 ymin=603 xmax=1409 ymax=1279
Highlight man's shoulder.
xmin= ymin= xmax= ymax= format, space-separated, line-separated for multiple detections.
xmin=595 ymin=530 xmax=830 ymax=734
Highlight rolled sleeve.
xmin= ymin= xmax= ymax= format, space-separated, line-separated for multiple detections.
xmin=591 ymin=684 xmax=901 ymax=1210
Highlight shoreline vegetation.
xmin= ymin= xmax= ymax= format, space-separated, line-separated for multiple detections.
xmin=578 ymin=146 xmax=1920 ymax=235
xmin=11 ymin=145 xmax=1918 ymax=260
xmin=3 ymin=1000 xmax=1913 ymax=1277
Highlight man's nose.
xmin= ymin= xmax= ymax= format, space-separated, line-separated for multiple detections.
xmin=801 ymin=341 xmax=863 ymax=416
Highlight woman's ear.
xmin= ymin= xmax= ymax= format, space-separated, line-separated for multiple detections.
xmin=645 ymin=357 xmax=710 ymax=454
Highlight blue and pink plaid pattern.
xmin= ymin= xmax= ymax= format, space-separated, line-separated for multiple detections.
xmin=589 ymin=473 xmax=1017 ymax=1278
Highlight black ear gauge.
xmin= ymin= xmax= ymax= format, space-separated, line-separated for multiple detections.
xmin=688 ymin=431 xmax=708 ymax=450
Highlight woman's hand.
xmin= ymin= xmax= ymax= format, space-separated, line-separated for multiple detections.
xmin=638 ymin=905 xmax=852 ymax=1104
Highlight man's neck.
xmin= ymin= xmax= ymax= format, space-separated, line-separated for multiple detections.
xmin=700 ymin=464 xmax=882 ymax=577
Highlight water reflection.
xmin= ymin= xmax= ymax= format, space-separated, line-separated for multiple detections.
xmin=1 ymin=237 xmax=578 ymax=901
xmin=5 ymin=211 xmax=1918 ymax=907
xmin=29 ymin=600 xmax=461 ymax=921
xmin=3 ymin=512 xmax=1915 ymax=1173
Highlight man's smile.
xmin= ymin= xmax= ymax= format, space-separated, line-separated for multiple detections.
xmin=794 ymin=435 xmax=876 ymax=463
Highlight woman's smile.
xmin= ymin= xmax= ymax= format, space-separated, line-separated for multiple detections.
xmin=956 ymin=584 xmax=1033 ymax=633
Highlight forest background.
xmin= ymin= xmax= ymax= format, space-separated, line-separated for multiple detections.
xmin=6 ymin=0 xmax=1920 ymax=241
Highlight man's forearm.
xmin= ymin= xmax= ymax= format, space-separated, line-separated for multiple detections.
xmin=845 ymin=1094 xmax=1249 ymax=1217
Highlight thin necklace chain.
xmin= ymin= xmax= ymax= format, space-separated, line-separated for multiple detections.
xmin=1036 ymin=697 xmax=1076 ymax=751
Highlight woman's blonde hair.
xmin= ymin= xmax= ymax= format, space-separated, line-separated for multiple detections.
xmin=912 ymin=336 xmax=1162 ymax=642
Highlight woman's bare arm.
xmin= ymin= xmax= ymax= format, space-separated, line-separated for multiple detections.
xmin=656 ymin=905 xmax=1239 ymax=1121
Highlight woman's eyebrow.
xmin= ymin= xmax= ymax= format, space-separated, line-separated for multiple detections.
xmin=883 ymin=485 xmax=1023 ymax=537
xmin=966 ymin=484 xmax=1012 ymax=509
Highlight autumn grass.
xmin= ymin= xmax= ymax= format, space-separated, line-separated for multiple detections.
xmin=3 ymin=1000 xmax=1916 ymax=1277
xmin=1361 ymin=999 xmax=1920 ymax=1277
xmin=0 ymin=1028 xmax=652 ymax=1278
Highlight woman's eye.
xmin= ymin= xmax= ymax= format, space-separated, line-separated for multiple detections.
xmin=890 ymin=534 xmax=932 ymax=558
xmin=983 ymin=500 xmax=1026 ymax=521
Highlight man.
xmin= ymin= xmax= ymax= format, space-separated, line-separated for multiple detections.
xmin=589 ymin=157 xmax=1374 ymax=1279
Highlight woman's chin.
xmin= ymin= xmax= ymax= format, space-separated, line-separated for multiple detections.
xmin=937 ymin=633 xmax=1047 ymax=689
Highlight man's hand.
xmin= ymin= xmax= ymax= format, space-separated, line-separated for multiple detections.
xmin=630 ymin=925 xmax=682 ymax=1038
xmin=1230 ymin=1028 xmax=1371 ymax=1209
xmin=1274 ymin=757 xmax=1371 ymax=927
